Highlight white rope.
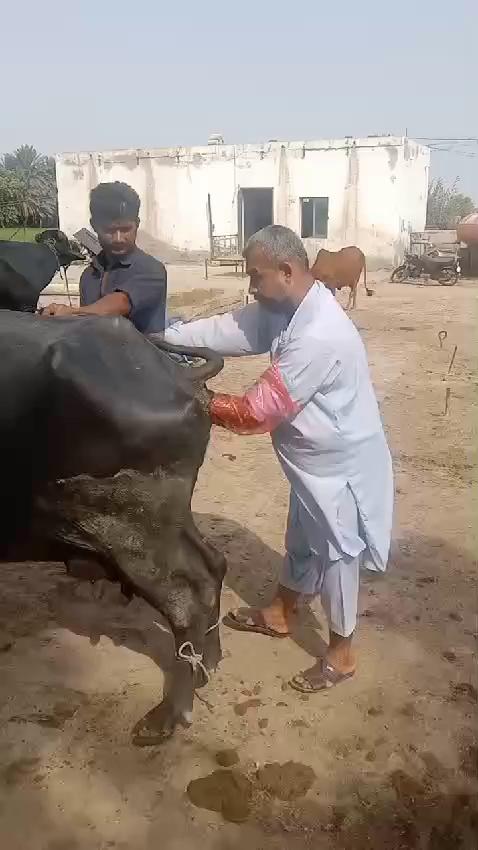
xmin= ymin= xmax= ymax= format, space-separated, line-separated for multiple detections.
xmin=153 ymin=619 xmax=170 ymax=634
xmin=152 ymin=617 xmax=220 ymax=684
xmin=152 ymin=617 xmax=220 ymax=636
xmin=177 ymin=641 xmax=210 ymax=682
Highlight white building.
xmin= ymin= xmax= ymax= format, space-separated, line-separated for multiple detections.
xmin=56 ymin=136 xmax=430 ymax=267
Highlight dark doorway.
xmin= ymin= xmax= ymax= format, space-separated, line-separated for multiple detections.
xmin=239 ymin=188 xmax=274 ymax=249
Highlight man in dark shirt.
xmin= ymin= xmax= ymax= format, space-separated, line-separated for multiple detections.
xmin=41 ymin=181 xmax=167 ymax=333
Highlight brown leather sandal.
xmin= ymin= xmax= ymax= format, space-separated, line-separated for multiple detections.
xmin=223 ymin=607 xmax=290 ymax=639
xmin=289 ymin=659 xmax=355 ymax=693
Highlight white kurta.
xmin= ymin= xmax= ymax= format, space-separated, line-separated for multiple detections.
xmin=166 ymin=283 xmax=393 ymax=572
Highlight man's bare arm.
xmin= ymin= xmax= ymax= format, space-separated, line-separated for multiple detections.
xmin=41 ymin=291 xmax=130 ymax=318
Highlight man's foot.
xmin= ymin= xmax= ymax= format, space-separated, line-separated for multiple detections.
xmin=327 ymin=631 xmax=356 ymax=673
xmin=223 ymin=605 xmax=290 ymax=638
xmin=289 ymin=658 xmax=355 ymax=693
xmin=225 ymin=588 xmax=299 ymax=638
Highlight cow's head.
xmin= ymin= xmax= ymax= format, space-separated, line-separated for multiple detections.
xmin=35 ymin=229 xmax=84 ymax=269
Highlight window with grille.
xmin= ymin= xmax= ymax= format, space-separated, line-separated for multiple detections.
xmin=300 ymin=197 xmax=329 ymax=238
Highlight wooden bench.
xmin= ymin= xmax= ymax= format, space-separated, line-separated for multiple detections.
xmin=204 ymin=233 xmax=245 ymax=279
xmin=204 ymin=254 xmax=245 ymax=279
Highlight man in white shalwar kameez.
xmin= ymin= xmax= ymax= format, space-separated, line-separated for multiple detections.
xmin=166 ymin=225 xmax=393 ymax=692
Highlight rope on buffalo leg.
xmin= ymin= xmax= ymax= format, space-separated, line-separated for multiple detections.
xmin=177 ymin=620 xmax=221 ymax=681
xmin=177 ymin=641 xmax=209 ymax=683
xmin=151 ymin=619 xmax=220 ymax=685
xmin=153 ymin=619 xmax=170 ymax=634
xmin=153 ymin=618 xmax=219 ymax=636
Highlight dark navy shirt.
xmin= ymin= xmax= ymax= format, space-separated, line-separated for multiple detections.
xmin=80 ymin=247 xmax=167 ymax=333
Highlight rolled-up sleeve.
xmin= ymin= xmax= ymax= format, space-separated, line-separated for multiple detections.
xmin=165 ymin=302 xmax=283 ymax=357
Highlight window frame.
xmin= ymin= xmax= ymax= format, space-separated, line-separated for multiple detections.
xmin=300 ymin=196 xmax=329 ymax=238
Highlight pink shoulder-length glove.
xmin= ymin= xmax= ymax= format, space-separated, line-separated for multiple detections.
xmin=209 ymin=362 xmax=300 ymax=434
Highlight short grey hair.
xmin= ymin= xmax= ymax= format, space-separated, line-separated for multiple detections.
xmin=244 ymin=224 xmax=309 ymax=268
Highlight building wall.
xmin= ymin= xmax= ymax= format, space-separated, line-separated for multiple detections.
xmin=56 ymin=137 xmax=430 ymax=266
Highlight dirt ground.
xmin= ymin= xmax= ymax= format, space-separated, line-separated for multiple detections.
xmin=1 ymin=274 xmax=477 ymax=849
xmin=39 ymin=262 xmax=247 ymax=307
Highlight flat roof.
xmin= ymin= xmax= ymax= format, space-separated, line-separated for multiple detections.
xmin=57 ymin=136 xmax=429 ymax=162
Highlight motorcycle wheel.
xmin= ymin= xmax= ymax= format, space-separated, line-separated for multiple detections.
xmin=438 ymin=269 xmax=458 ymax=286
xmin=391 ymin=265 xmax=409 ymax=283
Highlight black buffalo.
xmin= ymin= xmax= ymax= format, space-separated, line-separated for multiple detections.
xmin=0 ymin=304 xmax=227 ymax=744
xmin=0 ymin=229 xmax=83 ymax=312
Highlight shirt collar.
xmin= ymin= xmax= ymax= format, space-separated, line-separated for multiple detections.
xmin=285 ymin=282 xmax=320 ymax=335
xmin=91 ymin=247 xmax=137 ymax=273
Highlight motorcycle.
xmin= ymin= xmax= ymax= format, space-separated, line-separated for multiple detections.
xmin=391 ymin=250 xmax=460 ymax=286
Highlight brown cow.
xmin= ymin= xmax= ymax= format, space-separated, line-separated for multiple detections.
xmin=310 ymin=246 xmax=373 ymax=309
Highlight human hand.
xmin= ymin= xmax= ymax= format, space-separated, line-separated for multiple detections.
xmin=39 ymin=303 xmax=77 ymax=317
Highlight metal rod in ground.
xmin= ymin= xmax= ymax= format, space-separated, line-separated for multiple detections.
xmin=438 ymin=330 xmax=447 ymax=348
xmin=448 ymin=345 xmax=458 ymax=374
xmin=444 ymin=386 xmax=451 ymax=415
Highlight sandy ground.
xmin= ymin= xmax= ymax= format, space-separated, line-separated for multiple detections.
xmin=39 ymin=263 xmax=247 ymax=308
xmin=1 ymin=275 xmax=477 ymax=849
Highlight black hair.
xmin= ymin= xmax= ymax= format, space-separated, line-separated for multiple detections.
xmin=90 ymin=181 xmax=140 ymax=224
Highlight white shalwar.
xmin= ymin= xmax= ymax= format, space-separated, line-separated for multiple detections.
xmin=165 ymin=283 xmax=393 ymax=637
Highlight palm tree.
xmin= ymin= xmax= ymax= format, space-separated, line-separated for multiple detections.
xmin=0 ymin=171 xmax=23 ymax=226
xmin=0 ymin=145 xmax=57 ymax=226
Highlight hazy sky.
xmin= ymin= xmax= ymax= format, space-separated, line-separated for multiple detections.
xmin=1 ymin=0 xmax=476 ymax=199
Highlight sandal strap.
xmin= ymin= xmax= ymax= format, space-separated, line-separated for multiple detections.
xmin=293 ymin=660 xmax=354 ymax=690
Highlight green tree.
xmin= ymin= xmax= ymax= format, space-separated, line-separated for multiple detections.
xmin=0 ymin=144 xmax=57 ymax=225
xmin=426 ymin=178 xmax=474 ymax=229
xmin=0 ymin=170 xmax=23 ymax=226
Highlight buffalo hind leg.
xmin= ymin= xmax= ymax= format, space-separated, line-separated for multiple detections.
xmin=188 ymin=522 xmax=227 ymax=671
xmin=131 ymin=523 xmax=225 ymax=746
xmin=132 ymin=618 xmax=207 ymax=747
xmin=202 ymin=592 xmax=222 ymax=674
xmin=184 ymin=523 xmax=226 ymax=674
